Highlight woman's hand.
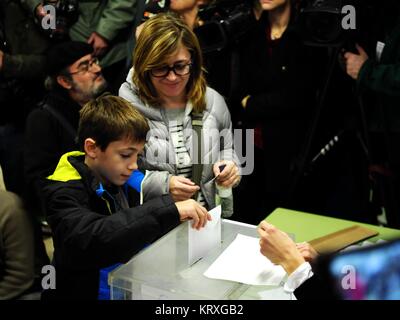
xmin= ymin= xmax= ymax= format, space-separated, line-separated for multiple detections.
xmin=169 ymin=176 xmax=200 ymax=202
xmin=258 ymin=221 xmax=305 ymax=275
xmin=213 ymin=160 xmax=240 ymax=188
xmin=296 ymin=242 xmax=318 ymax=263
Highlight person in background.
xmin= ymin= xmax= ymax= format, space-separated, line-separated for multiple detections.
xmin=32 ymin=0 xmax=140 ymax=93
xmin=0 ymin=0 xmax=49 ymax=195
xmin=343 ymin=0 xmax=400 ymax=228
xmin=0 ymin=190 xmax=35 ymax=300
xmin=169 ymin=0 xmax=210 ymax=29
xmin=120 ymin=13 xmax=240 ymax=217
xmin=24 ymin=41 xmax=107 ymax=221
xmin=233 ymin=0 xmax=317 ymax=223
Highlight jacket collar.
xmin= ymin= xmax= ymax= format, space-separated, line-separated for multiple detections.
xmin=47 ymin=151 xmax=100 ymax=195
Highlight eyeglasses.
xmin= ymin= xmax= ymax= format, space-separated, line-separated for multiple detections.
xmin=150 ymin=62 xmax=192 ymax=78
xmin=68 ymin=57 xmax=100 ymax=75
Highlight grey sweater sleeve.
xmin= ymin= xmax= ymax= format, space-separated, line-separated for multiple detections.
xmin=139 ymin=149 xmax=172 ymax=203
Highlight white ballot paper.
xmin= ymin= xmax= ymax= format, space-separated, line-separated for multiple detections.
xmin=188 ymin=205 xmax=221 ymax=265
xmin=204 ymin=234 xmax=287 ymax=286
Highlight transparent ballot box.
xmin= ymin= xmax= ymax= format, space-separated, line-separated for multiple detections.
xmin=109 ymin=219 xmax=290 ymax=300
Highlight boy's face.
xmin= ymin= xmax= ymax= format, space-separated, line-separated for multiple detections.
xmin=90 ymin=137 xmax=145 ymax=186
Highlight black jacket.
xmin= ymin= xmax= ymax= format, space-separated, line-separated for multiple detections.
xmin=234 ymin=12 xmax=319 ymax=210
xmin=0 ymin=0 xmax=49 ymax=126
xmin=41 ymin=152 xmax=180 ymax=300
xmin=24 ymin=90 xmax=80 ymax=213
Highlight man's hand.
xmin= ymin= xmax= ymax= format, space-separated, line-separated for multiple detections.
xmin=258 ymin=221 xmax=305 ymax=275
xmin=87 ymin=32 xmax=109 ymax=57
xmin=175 ymin=199 xmax=211 ymax=230
xmin=169 ymin=176 xmax=200 ymax=202
xmin=344 ymin=44 xmax=369 ymax=80
xmin=213 ymin=160 xmax=240 ymax=188
xmin=35 ymin=3 xmax=47 ymax=20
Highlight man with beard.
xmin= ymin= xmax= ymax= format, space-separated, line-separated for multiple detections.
xmin=24 ymin=41 xmax=107 ymax=224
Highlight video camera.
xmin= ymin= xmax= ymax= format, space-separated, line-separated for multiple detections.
xmin=195 ymin=0 xmax=254 ymax=53
xmin=39 ymin=0 xmax=79 ymax=41
xmin=298 ymin=0 xmax=358 ymax=47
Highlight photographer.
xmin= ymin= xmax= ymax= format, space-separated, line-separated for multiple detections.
xmin=0 ymin=0 xmax=49 ymax=195
xmin=343 ymin=0 xmax=400 ymax=228
xmin=0 ymin=1 xmax=52 ymax=293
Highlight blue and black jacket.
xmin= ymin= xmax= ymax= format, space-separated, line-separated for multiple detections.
xmin=42 ymin=151 xmax=180 ymax=300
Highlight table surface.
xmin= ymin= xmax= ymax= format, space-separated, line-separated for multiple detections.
xmin=265 ymin=208 xmax=400 ymax=243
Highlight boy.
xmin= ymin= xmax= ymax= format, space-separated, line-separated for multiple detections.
xmin=42 ymin=94 xmax=210 ymax=300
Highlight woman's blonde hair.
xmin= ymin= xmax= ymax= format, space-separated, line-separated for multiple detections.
xmin=132 ymin=13 xmax=207 ymax=112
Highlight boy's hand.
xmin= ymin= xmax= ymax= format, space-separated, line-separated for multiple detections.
xmin=169 ymin=176 xmax=200 ymax=201
xmin=175 ymin=199 xmax=211 ymax=230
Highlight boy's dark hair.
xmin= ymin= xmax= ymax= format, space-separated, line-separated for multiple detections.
xmin=78 ymin=94 xmax=149 ymax=151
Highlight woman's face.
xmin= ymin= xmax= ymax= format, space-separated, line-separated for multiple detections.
xmin=169 ymin=0 xmax=199 ymax=13
xmin=259 ymin=0 xmax=288 ymax=11
xmin=150 ymin=45 xmax=191 ymax=106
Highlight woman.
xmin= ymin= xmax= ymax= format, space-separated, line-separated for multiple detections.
xmin=169 ymin=0 xmax=210 ymax=30
xmin=233 ymin=0 xmax=318 ymax=223
xmin=120 ymin=13 xmax=240 ymax=217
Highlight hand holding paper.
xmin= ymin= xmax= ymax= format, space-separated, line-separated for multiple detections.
xmin=204 ymin=234 xmax=287 ymax=286
xmin=188 ymin=206 xmax=222 ymax=265
xmin=176 ymin=199 xmax=211 ymax=230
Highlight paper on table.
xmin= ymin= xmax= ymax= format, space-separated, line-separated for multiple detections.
xmin=188 ymin=205 xmax=222 ymax=265
xmin=204 ymin=234 xmax=287 ymax=286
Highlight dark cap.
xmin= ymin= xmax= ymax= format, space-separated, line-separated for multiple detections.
xmin=46 ymin=41 xmax=94 ymax=76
